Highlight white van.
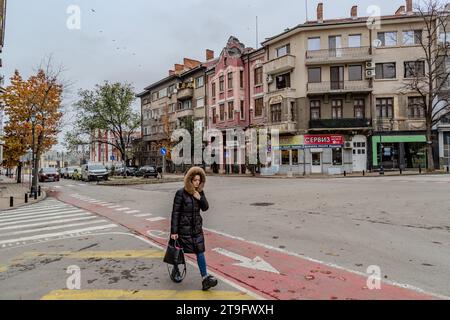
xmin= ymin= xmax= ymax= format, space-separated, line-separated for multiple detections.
xmin=81 ymin=163 xmax=109 ymax=182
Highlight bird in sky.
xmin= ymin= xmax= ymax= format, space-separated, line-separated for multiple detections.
xmin=91 ymin=9 xmax=96 ymax=13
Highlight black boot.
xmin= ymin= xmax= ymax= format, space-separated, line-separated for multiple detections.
xmin=202 ymin=275 xmax=218 ymax=291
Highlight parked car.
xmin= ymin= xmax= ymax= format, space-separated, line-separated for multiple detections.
xmin=136 ymin=166 xmax=158 ymax=178
xmin=125 ymin=166 xmax=138 ymax=177
xmin=39 ymin=167 xmax=60 ymax=182
xmin=62 ymin=166 xmax=80 ymax=179
xmin=81 ymin=163 xmax=109 ymax=182
xmin=113 ymin=164 xmax=126 ymax=176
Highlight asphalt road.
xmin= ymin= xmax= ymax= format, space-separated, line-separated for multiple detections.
xmin=1 ymin=174 xmax=449 ymax=299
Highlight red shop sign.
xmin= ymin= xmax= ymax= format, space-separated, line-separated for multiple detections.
xmin=304 ymin=135 xmax=344 ymax=146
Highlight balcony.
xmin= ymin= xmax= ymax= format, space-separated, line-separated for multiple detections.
xmin=266 ymin=122 xmax=297 ymax=134
xmin=263 ymin=54 xmax=296 ymax=75
xmin=310 ymin=118 xmax=372 ymax=130
xmin=177 ymin=87 xmax=194 ymax=100
xmin=306 ymin=47 xmax=371 ymax=65
xmin=307 ymin=80 xmax=372 ymax=95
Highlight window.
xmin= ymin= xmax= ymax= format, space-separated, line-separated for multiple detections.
xmin=212 ymin=82 xmax=216 ymax=98
xmin=332 ymin=148 xmax=343 ymax=166
xmin=277 ymin=44 xmax=290 ymax=57
xmin=349 ymin=65 xmax=363 ymax=81
xmin=219 ymin=104 xmax=225 ymax=121
xmin=168 ymin=85 xmax=175 ymax=94
xmin=402 ymin=30 xmax=422 ymax=45
xmin=276 ymin=73 xmax=291 ymax=89
xmin=408 ymin=97 xmax=425 ymax=118
xmin=377 ymin=32 xmax=397 ymax=46
xmin=196 ymin=97 xmax=205 ymax=108
xmin=332 ymin=100 xmax=343 ymax=119
xmin=219 ymin=76 xmax=225 ymax=92
xmin=270 ymin=104 xmax=282 ymax=123
xmin=291 ymin=102 xmax=296 ymax=122
xmin=308 ymin=37 xmax=321 ymax=50
xmin=376 ymin=98 xmax=394 ymax=119
xmin=240 ymin=101 xmax=245 ymax=120
xmin=310 ymin=100 xmax=321 ymax=120
xmin=292 ymin=149 xmax=299 ymax=165
xmin=404 ymin=61 xmax=425 ymax=78
xmin=152 ymin=92 xmax=158 ymax=101
xmin=182 ymin=100 xmax=192 ymax=110
xmin=227 ymin=73 xmax=233 ymax=90
xmin=354 ymin=99 xmax=365 ymax=119
xmin=169 ymin=103 xmax=176 ymax=113
xmin=348 ymin=34 xmax=362 ymax=48
xmin=212 ymin=107 xmax=217 ymax=124
xmin=240 ymin=70 xmax=244 ymax=88
xmin=375 ymin=63 xmax=396 ymax=79
xmin=254 ymin=67 xmax=263 ymax=86
xmin=195 ymin=76 xmax=204 ymax=88
xmin=159 ymin=87 xmax=168 ymax=98
xmin=228 ymin=101 xmax=234 ymax=120
xmin=439 ymin=32 xmax=450 ymax=43
xmin=144 ymin=127 xmax=148 ymax=135
xmin=255 ymin=98 xmax=264 ymax=117
xmin=308 ymin=67 xmax=321 ymax=83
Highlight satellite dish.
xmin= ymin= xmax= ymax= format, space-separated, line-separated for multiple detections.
xmin=373 ymin=39 xmax=382 ymax=48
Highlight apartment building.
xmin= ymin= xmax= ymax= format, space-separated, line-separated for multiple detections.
xmin=262 ymin=0 xmax=436 ymax=174
xmin=137 ymin=55 xmax=209 ymax=168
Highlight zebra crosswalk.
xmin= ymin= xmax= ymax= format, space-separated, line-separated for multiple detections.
xmin=0 ymin=199 xmax=118 ymax=249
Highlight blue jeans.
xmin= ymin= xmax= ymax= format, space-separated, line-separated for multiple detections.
xmin=196 ymin=252 xmax=208 ymax=278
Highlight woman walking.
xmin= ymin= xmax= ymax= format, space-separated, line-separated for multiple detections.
xmin=170 ymin=166 xmax=218 ymax=291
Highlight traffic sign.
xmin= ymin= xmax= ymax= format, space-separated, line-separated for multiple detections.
xmin=110 ymin=155 xmax=115 ymax=161
xmin=160 ymin=148 xmax=167 ymax=156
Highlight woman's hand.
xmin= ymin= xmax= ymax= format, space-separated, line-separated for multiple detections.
xmin=171 ymin=234 xmax=179 ymax=240
xmin=193 ymin=192 xmax=201 ymax=201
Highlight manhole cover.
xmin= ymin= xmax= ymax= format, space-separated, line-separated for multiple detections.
xmin=251 ymin=203 xmax=275 ymax=207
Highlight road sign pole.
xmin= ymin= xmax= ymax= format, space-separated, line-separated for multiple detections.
xmin=162 ymin=155 xmax=165 ymax=179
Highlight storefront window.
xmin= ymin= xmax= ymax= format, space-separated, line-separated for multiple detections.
xmin=332 ymin=148 xmax=343 ymax=165
xmin=282 ymin=150 xmax=290 ymax=165
xmin=444 ymin=133 xmax=450 ymax=159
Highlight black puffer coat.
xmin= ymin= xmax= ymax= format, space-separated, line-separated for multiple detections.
xmin=170 ymin=167 xmax=209 ymax=254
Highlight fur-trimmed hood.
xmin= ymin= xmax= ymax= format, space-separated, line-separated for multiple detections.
xmin=184 ymin=167 xmax=207 ymax=195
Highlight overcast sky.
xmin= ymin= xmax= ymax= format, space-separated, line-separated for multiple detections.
xmin=3 ymin=0 xmax=406 ymax=150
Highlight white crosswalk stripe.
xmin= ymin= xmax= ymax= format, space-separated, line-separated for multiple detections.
xmin=146 ymin=217 xmax=166 ymax=222
xmin=134 ymin=214 xmax=153 ymax=218
xmin=0 ymin=199 xmax=118 ymax=248
xmin=125 ymin=210 xmax=140 ymax=214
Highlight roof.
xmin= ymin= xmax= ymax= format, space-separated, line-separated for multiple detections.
xmin=262 ymin=12 xmax=426 ymax=46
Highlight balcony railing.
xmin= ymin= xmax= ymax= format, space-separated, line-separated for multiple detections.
xmin=263 ymin=54 xmax=296 ymax=75
xmin=306 ymin=47 xmax=371 ymax=64
xmin=307 ymin=80 xmax=372 ymax=94
xmin=310 ymin=118 xmax=372 ymax=129
xmin=177 ymin=87 xmax=194 ymax=100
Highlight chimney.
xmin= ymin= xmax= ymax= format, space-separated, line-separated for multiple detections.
xmin=351 ymin=6 xmax=358 ymax=19
xmin=174 ymin=64 xmax=184 ymax=74
xmin=395 ymin=5 xmax=406 ymax=15
xmin=169 ymin=70 xmax=175 ymax=76
xmin=183 ymin=58 xmax=201 ymax=69
xmin=317 ymin=3 xmax=323 ymax=23
xmin=206 ymin=49 xmax=214 ymax=61
xmin=406 ymin=0 xmax=413 ymax=14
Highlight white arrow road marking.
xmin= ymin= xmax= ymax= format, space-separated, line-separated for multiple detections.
xmin=212 ymin=247 xmax=280 ymax=274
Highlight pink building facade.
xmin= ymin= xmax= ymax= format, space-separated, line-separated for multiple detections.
xmin=206 ymin=37 xmax=266 ymax=174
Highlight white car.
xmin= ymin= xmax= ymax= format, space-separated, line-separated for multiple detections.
xmin=81 ymin=164 xmax=109 ymax=182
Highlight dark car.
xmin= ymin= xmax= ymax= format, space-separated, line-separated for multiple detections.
xmin=136 ymin=166 xmax=158 ymax=178
xmin=39 ymin=167 xmax=60 ymax=182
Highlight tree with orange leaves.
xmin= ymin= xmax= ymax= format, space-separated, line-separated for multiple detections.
xmin=0 ymin=68 xmax=63 ymax=184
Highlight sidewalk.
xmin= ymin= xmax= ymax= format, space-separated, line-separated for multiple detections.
xmin=0 ymin=176 xmax=46 ymax=211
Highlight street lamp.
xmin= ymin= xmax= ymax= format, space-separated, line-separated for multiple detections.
xmin=30 ymin=110 xmax=38 ymax=196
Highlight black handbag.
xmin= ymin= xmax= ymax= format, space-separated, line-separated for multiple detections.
xmin=164 ymin=239 xmax=186 ymax=283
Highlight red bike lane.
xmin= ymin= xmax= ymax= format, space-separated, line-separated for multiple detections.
xmin=50 ymin=190 xmax=440 ymax=300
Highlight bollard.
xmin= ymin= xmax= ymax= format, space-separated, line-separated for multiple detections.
xmin=10 ymin=196 xmax=13 ymax=207
xmin=363 ymin=170 xmax=365 ymax=177
xmin=419 ymin=165 xmax=422 ymax=174
xmin=344 ymin=171 xmax=347 ymax=177
xmin=38 ymin=186 xmax=41 ymax=197
xmin=25 ymin=193 xmax=28 ymax=203
xmin=34 ymin=191 xmax=37 ymax=200
xmin=400 ymin=168 xmax=403 ymax=175
xmin=447 ymin=166 xmax=449 ymax=174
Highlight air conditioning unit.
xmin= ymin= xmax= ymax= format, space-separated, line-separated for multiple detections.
xmin=365 ymin=69 xmax=376 ymax=78
xmin=266 ymin=75 xmax=273 ymax=84
xmin=366 ymin=61 xmax=375 ymax=69
xmin=173 ymin=88 xmax=178 ymax=94
xmin=344 ymin=141 xmax=353 ymax=149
